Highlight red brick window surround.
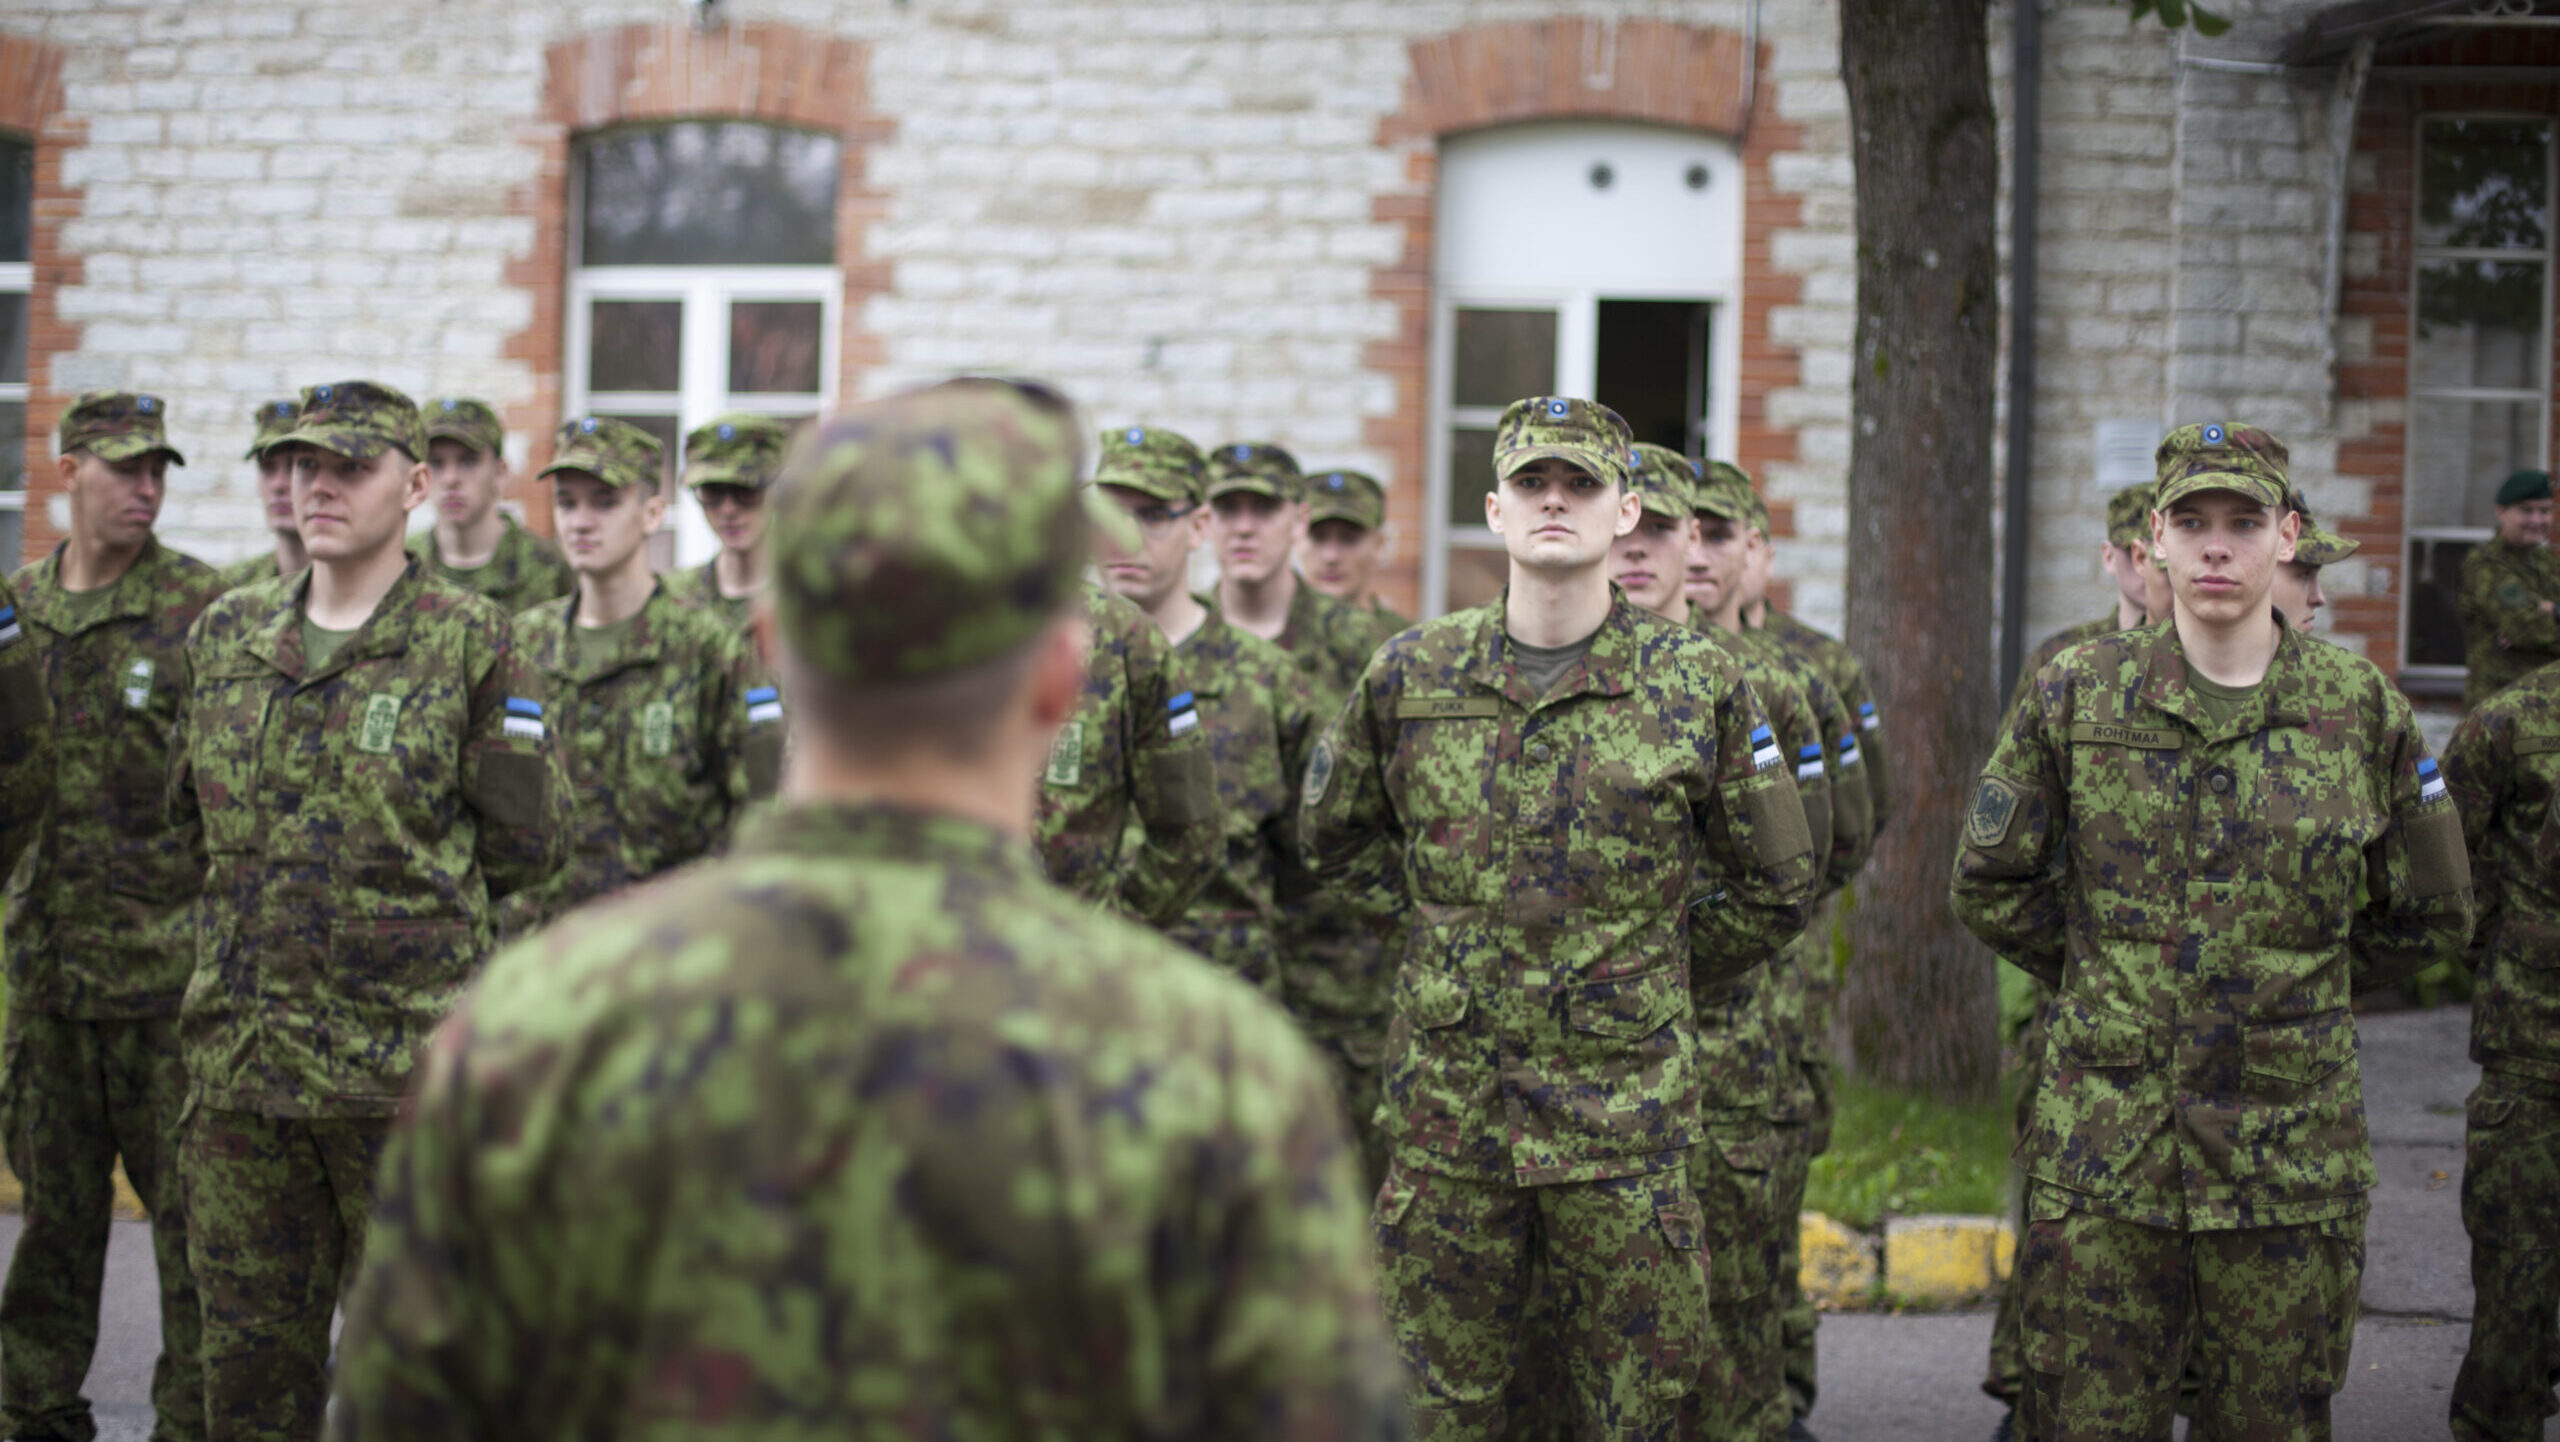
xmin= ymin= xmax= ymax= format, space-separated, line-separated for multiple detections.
xmin=515 ymin=22 xmax=886 ymax=535
xmin=4 ymin=33 xmax=76 ymax=567
xmin=1368 ymin=18 xmax=1803 ymax=619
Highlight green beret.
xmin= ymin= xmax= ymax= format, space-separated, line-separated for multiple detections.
xmin=2496 ymin=469 xmax=2552 ymax=507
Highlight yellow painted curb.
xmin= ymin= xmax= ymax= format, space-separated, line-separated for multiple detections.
xmin=1881 ymin=1214 xmax=2015 ymax=1304
xmin=1796 ymin=1210 xmax=1878 ymax=1306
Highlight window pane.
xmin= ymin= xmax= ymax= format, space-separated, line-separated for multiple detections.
xmin=1452 ymin=309 xmax=1558 ymax=409
xmin=2407 ymin=396 xmax=2544 ymax=529
xmin=2414 ymin=259 xmax=2544 ymax=390
xmin=0 ymin=293 xmax=23 ymax=385
xmin=1445 ymin=426 xmax=1497 ymax=531
xmin=2405 ymin=535 xmax=2477 ymax=669
xmin=0 ymin=400 xmax=20 ymax=491
xmin=0 ymin=141 xmax=27 ymax=263
xmin=588 ymin=301 xmax=682 ymax=393
xmin=728 ymin=301 xmax=824 ymax=394
xmin=2419 ymin=118 xmax=2550 ymax=252
xmin=579 ymin=123 xmax=839 ymax=267
xmin=590 ymin=412 xmax=682 ymax=496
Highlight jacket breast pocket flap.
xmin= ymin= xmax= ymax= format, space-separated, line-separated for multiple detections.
xmin=2244 ymin=1013 xmax=2353 ymax=1090
xmin=2051 ymin=998 xmax=2151 ymax=1069
xmin=1570 ymin=966 xmax=1687 ymax=1042
xmin=1400 ymin=966 xmax=1470 ymax=1031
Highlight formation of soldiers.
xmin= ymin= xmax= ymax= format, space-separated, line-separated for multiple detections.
xmin=0 ymin=375 xmax=2548 ymax=1442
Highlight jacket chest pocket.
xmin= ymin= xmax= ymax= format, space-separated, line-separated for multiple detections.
xmin=187 ymin=667 xmax=284 ymax=845
xmin=1579 ymin=752 xmax=1691 ymax=880
xmin=2062 ymin=733 xmax=2186 ymax=900
xmin=2257 ymin=742 xmax=2380 ymax=930
xmin=1390 ymin=712 xmax=1505 ymax=900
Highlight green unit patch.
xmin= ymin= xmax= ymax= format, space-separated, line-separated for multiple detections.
xmin=358 ymin=693 xmax=400 ymax=755
xmin=2069 ymin=721 xmax=2182 ymax=750
xmin=1395 ymin=695 xmax=1503 ymax=720
xmin=1967 ymin=775 xmax=2024 ymax=849
xmin=122 ymin=657 xmax=155 ymax=709
xmin=1044 ymin=720 xmax=1083 ymax=788
xmin=642 ymin=701 xmax=675 ymax=759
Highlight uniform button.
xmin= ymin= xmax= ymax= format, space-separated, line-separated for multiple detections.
xmin=2208 ymin=772 xmax=2232 ymax=795
xmin=1530 ymin=742 xmax=1551 ymax=762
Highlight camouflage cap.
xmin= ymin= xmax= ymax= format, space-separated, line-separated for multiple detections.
xmin=243 ymin=398 xmax=301 ymax=461
xmin=1629 ymin=443 xmax=1702 ymax=521
xmin=2106 ymin=483 xmax=2157 ymax=549
xmin=1304 ymin=468 xmax=1387 ymax=531
xmin=2153 ymin=422 xmax=2288 ymax=510
xmin=772 ymin=378 xmax=1087 ymax=684
xmin=683 ymin=412 xmax=794 ymax=492
xmin=1694 ymin=459 xmax=1769 ymax=532
xmin=2285 ymin=490 xmax=2360 ymax=567
xmin=1093 ymin=425 xmax=1208 ymax=505
xmin=268 ymin=380 xmax=426 ymax=462
xmin=540 ymin=416 xmax=665 ymax=492
xmin=59 ymin=391 xmax=185 ymax=466
xmin=423 ymin=397 xmax=505 ymax=456
xmin=1206 ymin=441 xmax=1302 ymax=503
xmin=1493 ymin=396 xmax=1633 ymax=489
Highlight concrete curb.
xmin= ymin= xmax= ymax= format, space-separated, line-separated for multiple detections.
xmin=1801 ymin=1211 xmax=2014 ymax=1308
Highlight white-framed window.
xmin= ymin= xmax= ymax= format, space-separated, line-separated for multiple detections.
xmin=2401 ymin=113 xmax=2554 ymax=683
xmin=0 ymin=135 xmax=31 ymax=567
xmin=566 ymin=122 xmax=840 ymax=568
xmin=1426 ymin=122 xmax=1742 ymax=617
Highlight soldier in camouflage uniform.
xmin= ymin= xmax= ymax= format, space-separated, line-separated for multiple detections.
xmin=660 ymin=412 xmax=789 ymax=634
xmin=1207 ymin=442 xmax=1382 ymax=707
xmin=1305 ymin=395 xmax=1817 ymax=1440
xmin=171 ymin=380 xmax=570 ymax=1442
xmin=2443 ymin=659 xmax=2560 ymax=1442
xmin=1035 ymin=554 xmax=1221 ymax=930
xmin=2272 ymin=491 xmax=2358 ymax=632
xmin=1093 ymin=427 xmax=1317 ymax=997
xmin=407 ymin=397 xmax=573 ymax=618
xmin=218 ymin=400 xmax=307 ymax=590
xmin=2005 ymin=484 xmax=2160 ymax=724
xmin=0 ymin=393 xmax=220 ymax=1442
xmin=0 ymin=571 xmax=50 ymax=889
xmin=1953 ymin=422 xmax=2475 ymax=1442
xmin=500 ymin=417 xmax=775 ymax=935
xmin=326 ymin=377 xmax=1403 ymax=1440
xmin=1300 ymin=467 xmax=1411 ymax=643
xmin=2459 ymin=469 xmax=2559 ymax=710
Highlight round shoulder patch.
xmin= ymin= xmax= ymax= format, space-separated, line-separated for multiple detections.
xmin=1301 ymin=735 xmax=1337 ymax=809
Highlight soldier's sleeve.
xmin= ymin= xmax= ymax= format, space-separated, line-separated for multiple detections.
xmin=1948 ymin=673 xmax=2070 ymax=986
xmin=328 ymin=1010 xmax=519 ymax=1441
xmin=2442 ymin=705 xmax=2509 ymax=971
xmin=708 ymin=631 xmax=764 ymax=830
xmin=2350 ymin=700 xmax=2476 ymax=993
xmin=1268 ymin=668 xmax=1321 ymax=908
xmin=0 ymin=575 xmax=53 ymax=880
xmin=462 ymin=626 xmax=570 ymax=901
xmin=1302 ymin=660 xmax=1404 ymax=943
xmin=1119 ymin=628 xmax=1219 ymax=929
xmin=2494 ymin=569 xmax=2560 ymax=653
xmin=1844 ymin=666 xmax=1893 ymax=832
xmin=165 ymin=607 xmax=212 ymax=858
xmin=1815 ymin=674 xmax=1875 ymax=887
xmin=1687 ymin=671 xmax=1817 ymax=992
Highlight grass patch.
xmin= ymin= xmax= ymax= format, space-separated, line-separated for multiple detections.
xmin=1805 ymin=1068 xmax=2016 ymax=1231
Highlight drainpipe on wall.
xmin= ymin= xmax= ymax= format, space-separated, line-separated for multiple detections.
xmin=1998 ymin=0 xmax=2042 ymax=704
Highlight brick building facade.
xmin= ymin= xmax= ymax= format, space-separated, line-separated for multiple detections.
xmin=0 ymin=0 xmax=2552 ymax=701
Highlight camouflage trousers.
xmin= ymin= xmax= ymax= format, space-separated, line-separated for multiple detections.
xmin=2452 ymin=1070 xmax=2560 ymax=1442
xmin=180 ymin=1108 xmax=393 ymax=1442
xmin=0 ymin=1011 xmax=198 ymax=1442
xmin=1987 ymin=979 xmax=2056 ymax=1404
xmin=1683 ymin=1120 xmax=1787 ymax=1442
xmin=2016 ymin=1190 xmax=2363 ymax=1442
xmin=1775 ymin=1097 xmax=1821 ymax=1427
xmin=1315 ymin=1032 xmax=1390 ymax=1198
xmin=1374 ymin=1160 xmax=1709 ymax=1440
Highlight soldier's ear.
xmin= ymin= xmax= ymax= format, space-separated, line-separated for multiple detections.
xmin=2277 ymin=508 xmax=2300 ymax=566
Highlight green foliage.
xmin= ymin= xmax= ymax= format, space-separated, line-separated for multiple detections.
xmin=1806 ymin=1070 xmax=2016 ymax=1231
xmin=2125 ymin=0 xmax=2232 ymax=36
xmin=2402 ymin=956 xmax=2475 ymax=1008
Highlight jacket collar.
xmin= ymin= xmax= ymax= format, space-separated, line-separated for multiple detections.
xmin=243 ymin=558 xmax=424 ymax=684
xmin=1460 ymin=586 xmax=1643 ymax=711
xmin=2133 ymin=614 xmax=2312 ymax=739
xmin=23 ymin=537 xmax=171 ymax=635
xmin=526 ymin=583 xmax=670 ymax=685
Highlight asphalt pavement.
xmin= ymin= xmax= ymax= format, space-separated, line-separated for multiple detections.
xmin=0 ymin=1003 xmax=2536 ymax=1440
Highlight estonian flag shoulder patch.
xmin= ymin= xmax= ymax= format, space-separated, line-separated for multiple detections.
xmin=502 ymin=696 xmax=545 ymax=741
xmin=745 ymin=685 xmax=783 ymax=725
xmin=1168 ymin=689 xmax=1200 ymax=738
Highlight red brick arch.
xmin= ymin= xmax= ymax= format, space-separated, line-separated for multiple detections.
xmin=4 ymin=32 xmax=79 ymax=563
xmin=1366 ymin=18 xmax=1803 ymax=617
xmin=508 ymin=21 xmax=889 ymax=533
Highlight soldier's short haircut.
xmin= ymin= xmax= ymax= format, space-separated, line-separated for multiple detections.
xmin=781 ymin=619 xmax=1061 ymax=766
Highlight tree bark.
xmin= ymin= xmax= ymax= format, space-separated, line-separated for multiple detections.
xmin=1838 ymin=0 xmax=2004 ymax=1101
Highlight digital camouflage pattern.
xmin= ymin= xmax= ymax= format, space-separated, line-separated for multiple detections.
xmin=1308 ymin=468 xmax=1388 ymax=532
xmin=1278 ymin=573 xmax=1385 ymax=714
xmin=655 ymin=561 xmax=754 ymax=633
xmin=243 ymin=398 xmax=300 ymax=460
xmin=2151 ymin=421 xmax=2292 ymax=511
xmin=216 ymin=553 xmax=294 ymax=590
xmin=2441 ymin=662 xmax=2560 ymax=1441
xmin=57 ymin=391 xmax=184 ymax=465
xmin=172 ymin=561 xmax=570 ymax=1117
xmin=1374 ymin=1161 xmax=1706 ymax=1438
xmin=7 ymin=538 xmax=227 ymax=1017
xmin=538 ymin=416 xmax=663 ymax=494
xmin=2016 ymin=1193 xmax=2363 ymax=1441
xmin=1757 ymin=608 xmax=1893 ymax=831
xmin=0 ymin=572 xmax=53 ymax=895
xmin=1034 ymin=584 xmax=1220 ymax=929
xmin=420 ymin=398 xmax=503 ymax=457
xmin=269 ymin=380 xmax=425 ymax=463
xmin=1952 ymin=619 xmax=2474 ymax=1231
xmin=1166 ymin=607 xmax=1317 ymax=996
xmin=497 ymin=585 xmax=774 ymax=935
xmin=682 ymin=412 xmax=792 ymax=491
xmin=1207 ymin=439 xmax=1301 ymax=500
xmin=2006 ymin=615 xmax=2129 ymax=724
xmin=1093 ymin=423 xmax=1209 ymax=503
xmin=1493 ymin=396 xmax=1633 ymax=488
xmin=1305 ymin=591 xmax=1816 ymax=1184
xmin=410 ymin=517 xmax=573 ymax=620
xmin=327 ymin=802 xmax=1405 ymax=1441
xmin=2106 ymin=482 xmax=2157 ymax=550
xmin=775 ymin=384 xmax=1089 ymax=684
xmin=2287 ymin=490 xmax=2360 ymax=568
xmin=2457 ymin=538 xmax=2560 ymax=710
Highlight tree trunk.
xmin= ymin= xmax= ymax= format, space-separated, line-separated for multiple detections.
xmin=1838 ymin=0 xmax=2003 ymax=1101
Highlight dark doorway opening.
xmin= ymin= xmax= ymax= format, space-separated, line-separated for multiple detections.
xmin=1594 ymin=300 xmax=1713 ymax=459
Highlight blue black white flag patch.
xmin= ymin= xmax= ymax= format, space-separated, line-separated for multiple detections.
xmin=1795 ymin=742 xmax=1825 ymax=782
xmin=1750 ymin=724 xmax=1782 ymax=772
xmin=1858 ymin=701 xmax=1879 ymax=732
xmin=1839 ymin=734 xmax=1861 ymax=767
xmin=0 ymin=607 xmax=22 ymax=646
xmin=2417 ymin=756 xmax=2447 ymax=805
xmin=502 ymin=696 xmax=545 ymax=741
xmin=1168 ymin=689 xmax=1200 ymax=737
xmin=746 ymin=686 xmax=782 ymax=725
